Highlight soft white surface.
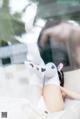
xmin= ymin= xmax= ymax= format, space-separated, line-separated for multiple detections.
xmin=0 ymin=97 xmax=46 ymax=119
xmin=0 ymin=65 xmax=80 ymax=119
xmin=64 ymin=69 xmax=80 ymax=92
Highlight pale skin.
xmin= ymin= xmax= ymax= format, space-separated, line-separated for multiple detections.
xmin=41 ymin=84 xmax=80 ymax=112
xmin=43 ymin=85 xmax=64 ymax=112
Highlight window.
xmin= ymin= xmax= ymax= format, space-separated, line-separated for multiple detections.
xmin=2 ymin=57 xmax=11 ymax=65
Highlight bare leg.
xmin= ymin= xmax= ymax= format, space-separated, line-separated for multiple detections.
xmin=42 ymin=63 xmax=64 ymax=112
xmin=43 ymin=84 xmax=64 ymax=112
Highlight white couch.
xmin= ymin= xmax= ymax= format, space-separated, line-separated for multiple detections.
xmin=0 ymin=64 xmax=80 ymax=119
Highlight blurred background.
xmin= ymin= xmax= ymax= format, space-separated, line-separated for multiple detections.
xmin=0 ymin=0 xmax=80 ymax=71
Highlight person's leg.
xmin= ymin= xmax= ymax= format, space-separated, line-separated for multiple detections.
xmin=25 ymin=61 xmax=45 ymax=99
xmin=26 ymin=62 xmax=50 ymax=114
xmin=43 ymin=85 xmax=64 ymax=112
xmin=42 ymin=63 xmax=64 ymax=112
